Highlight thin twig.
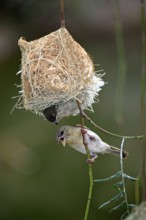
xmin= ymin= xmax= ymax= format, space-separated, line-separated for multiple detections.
xmin=76 ymin=100 xmax=94 ymax=220
xmin=135 ymin=176 xmax=140 ymax=205
xmin=120 ymin=138 xmax=130 ymax=216
xmin=112 ymin=0 xmax=127 ymax=124
xmin=82 ymin=111 xmax=144 ymax=140
xmin=140 ymin=0 xmax=146 ymax=114
xmin=140 ymin=0 xmax=146 ymax=202
xmin=84 ymin=164 xmax=93 ymax=220
xmin=60 ymin=0 xmax=65 ymax=27
xmin=141 ymin=141 xmax=146 ymax=201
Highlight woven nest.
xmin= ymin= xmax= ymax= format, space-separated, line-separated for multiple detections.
xmin=125 ymin=202 xmax=146 ymax=220
xmin=17 ymin=27 xmax=104 ymax=121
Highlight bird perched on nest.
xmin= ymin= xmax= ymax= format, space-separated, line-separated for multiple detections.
xmin=57 ymin=125 xmax=128 ymax=162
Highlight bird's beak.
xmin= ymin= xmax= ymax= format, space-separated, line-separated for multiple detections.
xmin=57 ymin=136 xmax=66 ymax=147
xmin=61 ymin=139 xmax=66 ymax=147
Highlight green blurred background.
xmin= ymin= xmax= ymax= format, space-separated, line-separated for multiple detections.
xmin=0 ymin=0 xmax=145 ymax=219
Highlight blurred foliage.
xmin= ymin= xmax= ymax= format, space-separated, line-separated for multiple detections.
xmin=0 ymin=0 xmax=145 ymax=220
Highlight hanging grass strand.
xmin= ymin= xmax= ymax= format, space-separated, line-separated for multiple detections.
xmin=60 ymin=0 xmax=65 ymax=27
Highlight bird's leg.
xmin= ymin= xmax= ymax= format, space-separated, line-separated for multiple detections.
xmin=81 ymin=128 xmax=87 ymax=135
xmin=81 ymin=128 xmax=89 ymax=146
xmin=81 ymin=129 xmax=97 ymax=163
xmin=86 ymin=154 xmax=97 ymax=164
xmin=80 ymin=127 xmax=97 ymax=163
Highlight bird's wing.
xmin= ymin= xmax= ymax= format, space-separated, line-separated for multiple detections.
xmin=85 ymin=129 xmax=110 ymax=154
xmin=70 ymin=144 xmax=86 ymax=154
xmin=86 ymin=129 xmax=102 ymax=142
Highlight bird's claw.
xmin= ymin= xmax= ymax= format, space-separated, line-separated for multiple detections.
xmin=86 ymin=158 xmax=95 ymax=164
xmin=81 ymin=128 xmax=87 ymax=135
xmin=86 ymin=155 xmax=97 ymax=164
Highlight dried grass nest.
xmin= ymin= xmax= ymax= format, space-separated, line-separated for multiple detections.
xmin=17 ymin=27 xmax=105 ymax=122
xmin=125 ymin=202 xmax=146 ymax=220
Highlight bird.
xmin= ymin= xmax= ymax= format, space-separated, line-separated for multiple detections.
xmin=42 ymin=105 xmax=58 ymax=124
xmin=56 ymin=125 xmax=128 ymax=163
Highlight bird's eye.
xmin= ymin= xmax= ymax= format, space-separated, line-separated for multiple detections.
xmin=60 ymin=131 xmax=64 ymax=136
xmin=89 ymin=136 xmax=95 ymax=141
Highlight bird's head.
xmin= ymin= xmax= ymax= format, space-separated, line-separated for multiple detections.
xmin=57 ymin=125 xmax=83 ymax=147
xmin=56 ymin=126 xmax=70 ymax=147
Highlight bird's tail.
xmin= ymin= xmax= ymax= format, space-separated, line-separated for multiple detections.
xmin=109 ymin=146 xmax=129 ymax=159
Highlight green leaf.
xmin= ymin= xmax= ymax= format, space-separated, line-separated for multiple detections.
xmin=110 ymin=201 xmax=125 ymax=213
xmin=98 ymin=191 xmax=124 ymax=210
xmin=128 ymin=204 xmax=136 ymax=209
xmin=121 ymin=210 xmax=128 ymax=220
xmin=94 ymin=171 xmax=121 ymax=183
xmin=123 ymin=174 xmax=138 ymax=181
xmin=113 ymin=181 xmax=123 ymax=190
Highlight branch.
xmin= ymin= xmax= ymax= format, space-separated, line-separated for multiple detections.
xmin=112 ymin=0 xmax=127 ymax=123
xmin=60 ymin=0 xmax=65 ymax=27
xmin=82 ymin=111 xmax=144 ymax=140
xmin=76 ymin=100 xmax=93 ymax=220
xmin=140 ymin=0 xmax=146 ymax=202
xmin=120 ymin=138 xmax=130 ymax=216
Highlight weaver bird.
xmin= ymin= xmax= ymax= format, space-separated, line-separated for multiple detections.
xmin=57 ymin=125 xmax=128 ymax=162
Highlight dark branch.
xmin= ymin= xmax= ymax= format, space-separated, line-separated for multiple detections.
xmin=60 ymin=0 xmax=65 ymax=27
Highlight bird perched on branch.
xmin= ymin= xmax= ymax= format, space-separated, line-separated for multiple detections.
xmin=56 ymin=125 xmax=128 ymax=163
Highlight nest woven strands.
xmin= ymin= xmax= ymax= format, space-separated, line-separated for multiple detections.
xmin=18 ymin=27 xmax=104 ymax=121
xmin=125 ymin=202 xmax=146 ymax=220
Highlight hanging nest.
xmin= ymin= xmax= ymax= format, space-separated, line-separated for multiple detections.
xmin=17 ymin=27 xmax=104 ymax=122
xmin=125 ymin=202 xmax=146 ymax=220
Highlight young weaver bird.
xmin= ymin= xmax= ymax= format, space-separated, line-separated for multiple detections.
xmin=57 ymin=125 xmax=128 ymax=162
